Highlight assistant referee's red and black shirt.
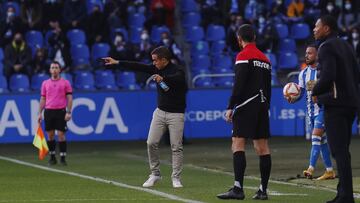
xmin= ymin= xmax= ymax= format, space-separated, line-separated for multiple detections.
xmin=227 ymin=43 xmax=272 ymax=109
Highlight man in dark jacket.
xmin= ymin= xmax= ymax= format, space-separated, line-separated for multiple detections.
xmin=103 ymin=46 xmax=187 ymax=188
xmin=312 ymin=15 xmax=360 ymax=203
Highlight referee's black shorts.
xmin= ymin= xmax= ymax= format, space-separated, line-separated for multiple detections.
xmin=232 ymin=100 xmax=270 ymax=139
xmin=44 ymin=109 xmax=67 ymax=132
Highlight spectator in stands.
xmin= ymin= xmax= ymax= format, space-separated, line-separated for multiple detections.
xmin=348 ymin=26 xmax=360 ymax=62
xmin=47 ymin=28 xmax=71 ymax=73
xmin=158 ymin=32 xmax=184 ymax=65
xmin=268 ymin=0 xmax=287 ymax=23
xmin=287 ymin=0 xmax=305 ymax=20
xmin=132 ymin=29 xmax=154 ymax=87
xmin=244 ymin=0 xmax=266 ymax=23
xmin=320 ymin=1 xmax=340 ymax=20
xmin=42 ymin=0 xmax=64 ymax=31
xmin=198 ymin=0 xmax=222 ymax=28
xmin=62 ymin=0 xmax=87 ymax=31
xmin=104 ymin=0 xmax=128 ymax=30
xmin=109 ymin=32 xmax=133 ymax=62
xmin=227 ymin=14 xmax=246 ymax=53
xmin=0 ymin=6 xmax=24 ymax=47
xmin=255 ymin=15 xmax=278 ymax=52
xmin=338 ymin=0 xmax=358 ymax=37
xmin=150 ymin=0 xmax=175 ymax=29
xmin=86 ymin=4 xmax=108 ymax=46
xmin=20 ymin=0 xmax=43 ymax=31
xmin=4 ymin=32 xmax=32 ymax=78
xmin=31 ymin=47 xmax=48 ymax=75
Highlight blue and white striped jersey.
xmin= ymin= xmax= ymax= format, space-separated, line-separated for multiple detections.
xmin=298 ymin=65 xmax=320 ymax=118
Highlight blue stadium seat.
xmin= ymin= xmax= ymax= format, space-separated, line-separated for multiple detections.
xmin=185 ymin=26 xmax=204 ymax=42
xmin=212 ymin=55 xmax=232 ymax=69
xmin=111 ymin=27 xmax=129 ymax=42
xmin=278 ymin=52 xmax=298 ymax=69
xmin=275 ymin=23 xmax=289 ymax=39
xmin=31 ymin=73 xmax=49 ymax=91
xmin=192 ymin=66 xmax=210 ymax=75
xmin=9 ymin=74 xmax=30 ymax=93
xmin=71 ymin=44 xmax=90 ymax=59
xmin=0 ymin=63 xmax=3 ymax=75
xmin=290 ymin=23 xmax=310 ymax=40
xmin=182 ymin=12 xmax=201 ymax=28
xmin=191 ymin=41 xmax=209 ymax=56
xmin=95 ymin=70 xmax=117 ymax=90
xmin=0 ymin=75 xmax=9 ymax=93
xmin=271 ymin=70 xmax=280 ymax=86
xmin=0 ymin=48 xmax=4 ymax=61
xmin=129 ymin=27 xmax=142 ymax=44
xmin=206 ymin=24 xmax=225 ymax=42
xmin=194 ymin=77 xmax=214 ymax=88
xmin=150 ymin=26 xmax=170 ymax=44
xmin=25 ymin=30 xmax=43 ymax=47
xmin=214 ymin=76 xmax=233 ymax=87
xmin=128 ymin=13 xmax=146 ymax=28
xmin=265 ymin=52 xmax=277 ymax=68
xmin=278 ymin=38 xmax=296 ymax=52
xmin=67 ymin=29 xmax=86 ymax=45
xmin=74 ymin=71 xmax=95 ymax=90
xmin=61 ymin=73 xmax=73 ymax=86
xmin=192 ymin=54 xmax=211 ymax=69
xmin=181 ymin=0 xmax=198 ymax=13
xmin=116 ymin=71 xmax=137 ymax=89
xmin=91 ymin=43 xmax=110 ymax=63
xmin=86 ymin=0 xmax=103 ymax=14
xmin=210 ymin=40 xmax=226 ymax=55
xmin=72 ymin=58 xmax=90 ymax=67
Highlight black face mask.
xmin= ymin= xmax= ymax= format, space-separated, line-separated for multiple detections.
xmin=15 ymin=39 xmax=22 ymax=45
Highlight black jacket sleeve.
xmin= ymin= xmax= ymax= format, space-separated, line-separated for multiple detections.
xmin=312 ymin=43 xmax=336 ymax=97
xmin=115 ymin=61 xmax=157 ymax=74
xmin=227 ymin=63 xmax=250 ymax=109
xmin=162 ymin=69 xmax=186 ymax=87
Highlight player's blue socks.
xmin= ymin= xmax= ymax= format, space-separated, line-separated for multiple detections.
xmin=320 ymin=135 xmax=333 ymax=169
xmin=309 ymin=135 xmax=321 ymax=168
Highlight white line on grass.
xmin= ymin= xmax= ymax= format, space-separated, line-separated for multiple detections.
xmin=0 ymin=156 xmax=204 ymax=203
xmin=0 ymin=199 xmax=169 ymax=202
xmin=121 ymin=153 xmax=360 ymax=199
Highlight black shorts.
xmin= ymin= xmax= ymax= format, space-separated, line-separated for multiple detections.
xmin=44 ymin=109 xmax=67 ymax=132
xmin=232 ymin=101 xmax=270 ymax=139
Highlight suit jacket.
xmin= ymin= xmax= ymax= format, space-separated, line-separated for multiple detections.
xmin=312 ymin=33 xmax=360 ymax=108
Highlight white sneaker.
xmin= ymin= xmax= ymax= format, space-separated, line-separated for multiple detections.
xmin=142 ymin=175 xmax=161 ymax=187
xmin=172 ymin=178 xmax=183 ymax=188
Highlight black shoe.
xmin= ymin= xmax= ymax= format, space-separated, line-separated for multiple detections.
xmin=48 ymin=158 xmax=57 ymax=166
xmin=60 ymin=157 xmax=67 ymax=166
xmin=217 ymin=187 xmax=245 ymax=200
xmin=252 ymin=190 xmax=268 ymax=200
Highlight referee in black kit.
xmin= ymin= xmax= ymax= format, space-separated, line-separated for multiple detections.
xmin=217 ymin=24 xmax=272 ymax=200
xmin=312 ymin=15 xmax=360 ymax=203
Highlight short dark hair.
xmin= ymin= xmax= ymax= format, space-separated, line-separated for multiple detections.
xmin=151 ymin=46 xmax=172 ymax=61
xmin=236 ymin=24 xmax=255 ymax=42
xmin=320 ymin=15 xmax=338 ymax=33
xmin=307 ymin=43 xmax=317 ymax=50
xmin=50 ymin=61 xmax=62 ymax=69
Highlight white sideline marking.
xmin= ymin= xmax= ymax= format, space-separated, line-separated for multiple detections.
xmin=0 ymin=199 xmax=168 ymax=202
xmin=246 ymin=186 xmax=308 ymax=196
xmin=121 ymin=153 xmax=360 ymax=199
xmin=0 ymin=156 xmax=204 ymax=203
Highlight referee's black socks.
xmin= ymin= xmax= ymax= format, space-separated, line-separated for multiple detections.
xmin=233 ymin=151 xmax=246 ymax=192
xmin=259 ymin=154 xmax=271 ymax=192
xmin=47 ymin=140 xmax=56 ymax=159
xmin=59 ymin=141 xmax=67 ymax=161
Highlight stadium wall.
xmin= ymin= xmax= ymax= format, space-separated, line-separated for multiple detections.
xmin=0 ymin=88 xmax=352 ymax=143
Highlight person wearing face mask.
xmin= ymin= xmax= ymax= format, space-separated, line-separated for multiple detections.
xmin=32 ymin=48 xmax=48 ymax=75
xmin=268 ymin=0 xmax=287 ymax=21
xmin=109 ymin=33 xmax=133 ymax=64
xmin=255 ymin=16 xmax=278 ymax=52
xmin=337 ymin=0 xmax=358 ymax=36
xmin=348 ymin=27 xmax=360 ymax=62
xmin=158 ymin=32 xmax=183 ymax=65
xmin=4 ymin=32 xmax=32 ymax=79
xmin=63 ymin=0 xmax=87 ymax=30
xmin=86 ymin=4 xmax=108 ymax=46
xmin=20 ymin=0 xmax=43 ymax=30
xmin=321 ymin=1 xmax=340 ymax=20
xmin=0 ymin=6 xmax=24 ymax=47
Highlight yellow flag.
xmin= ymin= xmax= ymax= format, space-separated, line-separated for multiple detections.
xmin=32 ymin=125 xmax=49 ymax=160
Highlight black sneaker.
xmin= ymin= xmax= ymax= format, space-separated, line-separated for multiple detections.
xmin=48 ymin=157 xmax=57 ymax=166
xmin=60 ymin=157 xmax=67 ymax=166
xmin=217 ymin=187 xmax=245 ymax=200
xmin=252 ymin=190 xmax=268 ymax=200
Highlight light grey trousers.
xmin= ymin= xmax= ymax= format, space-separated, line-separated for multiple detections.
xmin=147 ymin=108 xmax=184 ymax=179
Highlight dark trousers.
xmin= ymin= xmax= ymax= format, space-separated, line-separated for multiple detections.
xmin=324 ymin=106 xmax=355 ymax=202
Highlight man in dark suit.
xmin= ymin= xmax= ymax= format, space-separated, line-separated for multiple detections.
xmin=312 ymin=15 xmax=360 ymax=203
